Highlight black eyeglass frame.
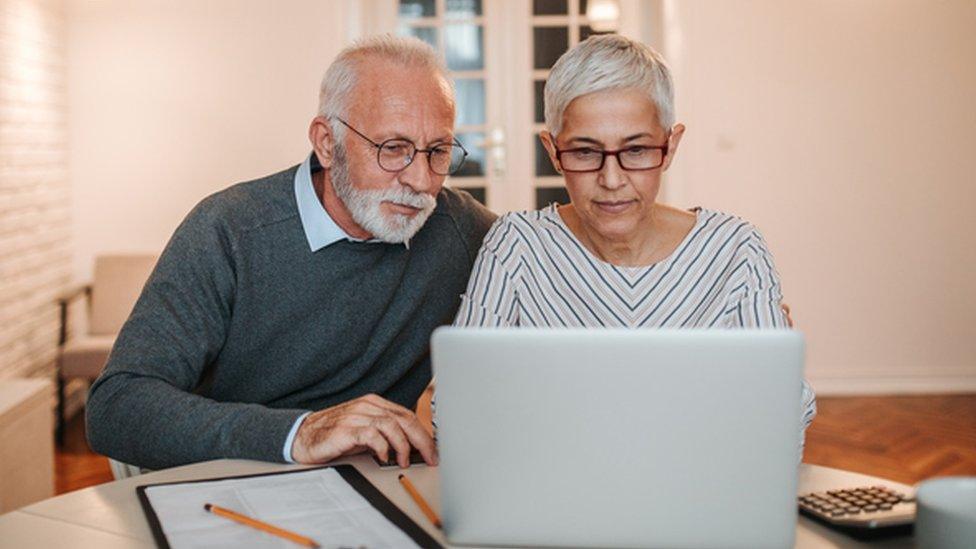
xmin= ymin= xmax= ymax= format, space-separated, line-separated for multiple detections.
xmin=554 ymin=142 xmax=671 ymax=173
xmin=335 ymin=118 xmax=469 ymax=176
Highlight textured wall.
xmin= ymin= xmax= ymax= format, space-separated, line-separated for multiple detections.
xmin=0 ymin=0 xmax=68 ymax=381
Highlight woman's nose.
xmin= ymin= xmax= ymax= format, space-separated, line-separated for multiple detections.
xmin=598 ymin=154 xmax=628 ymax=190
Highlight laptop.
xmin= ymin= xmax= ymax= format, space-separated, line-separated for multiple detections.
xmin=430 ymin=328 xmax=804 ymax=549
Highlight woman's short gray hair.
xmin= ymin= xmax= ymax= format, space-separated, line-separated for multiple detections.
xmin=544 ymin=34 xmax=675 ymax=137
xmin=318 ymin=34 xmax=453 ymax=137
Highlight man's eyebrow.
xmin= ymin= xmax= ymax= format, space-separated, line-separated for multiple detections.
xmin=385 ymin=133 xmax=454 ymax=145
xmin=427 ymin=134 xmax=454 ymax=145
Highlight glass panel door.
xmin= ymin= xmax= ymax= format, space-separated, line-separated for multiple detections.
xmin=390 ymin=0 xmax=645 ymax=213
xmin=398 ymin=0 xmax=491 ymax=207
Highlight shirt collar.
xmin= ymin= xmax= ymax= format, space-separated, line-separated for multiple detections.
xmin=294 ymin=153 xmax=356 ymax=252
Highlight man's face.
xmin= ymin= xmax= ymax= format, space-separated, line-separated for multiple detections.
xmin=331 ymin=61 xmax=456 ymax=244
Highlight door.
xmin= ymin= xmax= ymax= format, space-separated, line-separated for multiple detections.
xmin=391 ymin=0 xmax=655 ymax=213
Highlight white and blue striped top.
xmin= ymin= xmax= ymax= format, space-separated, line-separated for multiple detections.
xmin=450 ymin=204 xmax=817 ymax=451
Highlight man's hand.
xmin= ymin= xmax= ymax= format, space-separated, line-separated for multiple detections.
xmin=290 ymin=393 xmax=437 ymax=467
xmin=782 ymin=303 xmax=794 ymax=328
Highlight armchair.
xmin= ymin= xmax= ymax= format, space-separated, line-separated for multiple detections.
xmin=56 ymin=254 xmax=157 ymax=445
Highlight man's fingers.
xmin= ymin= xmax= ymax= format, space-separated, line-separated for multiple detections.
xmin=355 ymin=395 xmax=437 ymax=464
xmin=391 ymin=412 xmax=438 ymax=466
xmin=355 ymin=428 xmax=392 ymax=464
xmin=368 ymin=417 xmax=413 ymax=467
xmin=297 ymin=394 xmax=437 ymax=467
xmin=781 ymin=303 xmax=795 ymax=328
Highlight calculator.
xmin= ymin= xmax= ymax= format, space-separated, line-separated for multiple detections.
xmin=798 ymin=485 xmax=915 ymax=539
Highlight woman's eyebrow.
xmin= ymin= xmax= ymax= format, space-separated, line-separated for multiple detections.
xmin=565 ymin=136 xmax=604 ymax=146
xmin=622 ymin=132 xmax=657 ymax=142
xmin=564 ymin=133 xmax=659 ymax=146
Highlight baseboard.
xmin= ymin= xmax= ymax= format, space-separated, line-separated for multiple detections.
xmin=809 ymin=374 xmax=976 ymax=396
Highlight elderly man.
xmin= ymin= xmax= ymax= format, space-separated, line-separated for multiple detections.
xmin=86 ymin=35 xmax=495 ymax=470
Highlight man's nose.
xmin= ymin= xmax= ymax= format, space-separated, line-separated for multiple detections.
xmin=398 ymin=152 xmax=437 ymax=194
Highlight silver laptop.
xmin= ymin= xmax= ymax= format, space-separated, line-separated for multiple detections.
xmin=431 ymin=328 xmax=804 ymax=549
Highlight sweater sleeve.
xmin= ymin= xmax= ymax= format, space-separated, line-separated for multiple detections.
xmin=86 ymin=197 xmax=306 ymax=470
xmin=725 ymin=227 xmax=817 ymax=461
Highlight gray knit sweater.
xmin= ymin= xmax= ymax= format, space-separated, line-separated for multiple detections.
xmin=86 ymin=164 xmax=495 ymax=470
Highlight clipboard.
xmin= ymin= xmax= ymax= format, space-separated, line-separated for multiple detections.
xmin=136 ymin=464 xmax=443 ymax=548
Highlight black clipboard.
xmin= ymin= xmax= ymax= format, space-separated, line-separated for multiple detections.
xmin=136 ymin=464 xmax=443 ymax=548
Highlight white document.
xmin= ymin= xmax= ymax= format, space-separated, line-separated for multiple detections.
xmin=144 ymin=468 xmax=422 ymax=549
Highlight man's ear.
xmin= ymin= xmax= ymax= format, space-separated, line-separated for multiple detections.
xmin=662 ymin=123 xmax=686 ymax=171
xmin=309 ymin=116 xmax=336 ymax=169
xmin=539 ymin=131 xmax=562 ymax=174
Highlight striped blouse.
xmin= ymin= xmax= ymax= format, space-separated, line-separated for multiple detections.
xmin=450 ymin=205 xmax=817 ymax=451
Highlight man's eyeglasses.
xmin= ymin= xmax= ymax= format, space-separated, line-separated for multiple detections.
xmin=336 ymin=118 xmax=468 ymax=176
xmin=555 ymin=142 xmax=669 ymax=173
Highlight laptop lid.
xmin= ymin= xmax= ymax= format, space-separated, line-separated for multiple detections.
xmin=431 ymin=328 xmax=804 ymax=549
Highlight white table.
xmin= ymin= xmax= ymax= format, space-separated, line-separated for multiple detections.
xmin=0 ymin=457 xmax=914 ymax=548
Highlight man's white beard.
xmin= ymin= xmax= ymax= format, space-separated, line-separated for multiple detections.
xmin=331 ymin=143 xmax=437 ymax=245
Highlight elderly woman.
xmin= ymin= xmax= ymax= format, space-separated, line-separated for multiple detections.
xmin=450 ymin=34 xmax=816 ymax=449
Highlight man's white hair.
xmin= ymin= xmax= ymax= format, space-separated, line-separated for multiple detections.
xmin=544 ymin=34 xmax=675 ymax=137
xmin=318 ymin=34 xmax=453 ymax=138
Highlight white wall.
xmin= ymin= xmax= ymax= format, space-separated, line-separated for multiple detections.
xmin=663 ymin=0 xmax=976 ymax=392
xmin=66 ymin=0 xmax=976 ymax=394
xmin=66 ymin=0 xmax=360 ymax=281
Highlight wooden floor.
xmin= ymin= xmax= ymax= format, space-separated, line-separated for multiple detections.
xmin=56 ymin=412 xmax=113 ymax=494
xmin=803 ymin=394 xmax=976 ymax=485
xmin=55 ymin=394 xmax=976 ymax=494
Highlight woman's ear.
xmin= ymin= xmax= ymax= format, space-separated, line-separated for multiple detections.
xmin=539 ymin=131 xmax=562 ymax=174
xmin=308 ymin=116 xmax=336 ymax=169
xmin=662 ymin=123 xmax=686 ymax=171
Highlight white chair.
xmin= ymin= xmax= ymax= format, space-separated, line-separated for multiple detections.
xmin=108 ymin=459 xmax=146 ymax=480
xmin=56 ymin=254 xmax=157 ymax=446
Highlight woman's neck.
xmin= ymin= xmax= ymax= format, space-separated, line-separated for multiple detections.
xmin=558 ymin=203 xmax=697 ymax=267
xmin=559 ymin=203 xmax=665 ymax=267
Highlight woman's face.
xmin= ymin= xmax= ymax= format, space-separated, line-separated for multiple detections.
xmin=541 ymin=88 xmax=684 ymax=241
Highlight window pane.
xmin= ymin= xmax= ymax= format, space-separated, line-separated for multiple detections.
xmin=533 ymin=0 xmax=568 ymax=15
xmin=536 ymin=187 xmax=570 ymax=208
xmin=453 ymin=132 xmax=486 ymax=177
xmin=580 ymin=25 xmax=613 ymax=42
xmin=446 ymin=0 xmax=482 ymax=18
xmin=535 ymin=137 xmax=559 ymax=176
xmin=445 ymin=24 xmax=484 ymax=71
xmin=399 ymin=0 xmax=435 ymax=18
xmin=534 ymin=79 xmax=546 ymax=124
xmin=579 ymin=0 xmax=588 ymax=14
xmin=400 ymin=26 xmax=438 ymax=49
xmin=533 ymin=26 xmax=568 ymax=70
xmin=455 ymin=79 xmax=486 ymax=126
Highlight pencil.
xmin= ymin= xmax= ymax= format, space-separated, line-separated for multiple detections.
xmin=203 ymin=503 xmax=321 ymax=548
xmin=398 ymin=473 xmax=442 ymax=529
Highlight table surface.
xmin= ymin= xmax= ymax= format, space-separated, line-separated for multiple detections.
xmin=0 ymin=457 xmax=915 ymax=548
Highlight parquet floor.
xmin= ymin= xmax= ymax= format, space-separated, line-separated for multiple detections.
xmin=803 ymin=394 xmax=976 ymax=485
xmin=56 ymin=412 xmax=113 ymax=494
xmin=55 ymin=394 xmax=976 ymax=495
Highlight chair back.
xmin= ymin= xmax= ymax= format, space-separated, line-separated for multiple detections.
xmin=89 ymin=254 xmax=157 ymax=336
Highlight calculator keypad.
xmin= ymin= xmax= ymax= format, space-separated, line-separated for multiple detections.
xmin=798 ymin=485 xmax=915 ymax=527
